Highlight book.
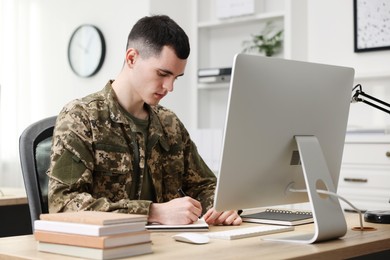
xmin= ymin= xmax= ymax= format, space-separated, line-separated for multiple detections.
xmin=146 ymin=218 xmax=209 ymax=232
xmin=34 ymin=230 xmax=151 ymax=249
xmin=198 ymin=67 xmax=232 ymax=77
xmin=241 ymin=209 xmax=314 ymax=226
xmin=34 ymin=220 xmax=146 ymax=236
xmin=37 ymin=241 xmax=152 ymax=260
xmin=39 ymin=211 xmax=147 ymax=225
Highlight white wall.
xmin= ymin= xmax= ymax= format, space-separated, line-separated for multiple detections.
xmin=307 ymin=0 xmax=390 ymax=129
xmin=32 ymin=0 xmax=150 ymax=121
xmin=0 ymin=0 xmax=152 ymax=187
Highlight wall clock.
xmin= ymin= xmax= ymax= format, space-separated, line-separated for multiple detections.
xmin=68 ymin=24 xmax=106 ymax=77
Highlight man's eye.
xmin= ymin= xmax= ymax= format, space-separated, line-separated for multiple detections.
xmin=157 ymin=71 xmax=168 ymax=77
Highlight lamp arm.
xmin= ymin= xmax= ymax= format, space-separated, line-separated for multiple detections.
xmin=351 ymin=86 xmax=390 ymax=115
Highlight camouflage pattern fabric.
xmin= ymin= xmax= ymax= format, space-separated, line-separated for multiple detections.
xmin=47 ymin=81 xmax=216 ymax=216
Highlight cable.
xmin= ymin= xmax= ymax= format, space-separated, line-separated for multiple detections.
xmin=289 ymin=188 xmax=364 ymax=230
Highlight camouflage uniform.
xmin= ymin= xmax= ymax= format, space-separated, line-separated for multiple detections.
xmin=48 ymin=81 xmax=216 ymax=216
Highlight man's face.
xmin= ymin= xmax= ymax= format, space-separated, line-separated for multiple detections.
xmin=132 ymin=46 xmax=187 ymax=106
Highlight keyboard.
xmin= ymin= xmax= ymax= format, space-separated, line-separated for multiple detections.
xmin=206 ymin=225 xmax=294 ymax=240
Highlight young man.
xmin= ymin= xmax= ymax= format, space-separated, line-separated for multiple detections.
xmin=47 ymin=15 xmax=241 ymax=226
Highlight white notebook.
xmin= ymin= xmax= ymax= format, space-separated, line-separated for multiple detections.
xmin=146 ymin=218 xmax=209 ymax=232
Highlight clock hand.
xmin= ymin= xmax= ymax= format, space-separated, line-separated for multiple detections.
xmin=85 ymin=34 xmax=95 ymax=52
xmin=77 ymin=43 xmax=88 ymax=53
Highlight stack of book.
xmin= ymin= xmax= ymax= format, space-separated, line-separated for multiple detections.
xmin=34 ymin=211 xmax=152 ymax=260
xmin=198 ymin=67 xmax=232 ymax=83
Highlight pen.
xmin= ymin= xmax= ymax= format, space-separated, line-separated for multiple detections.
xmin=178 ymin=187 xmax=186 ymax=197
xmin=178 ymin=187 xmax=202 ymax=219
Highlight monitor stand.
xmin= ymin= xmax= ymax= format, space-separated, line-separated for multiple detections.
xmin=264 ymin=136 xmax=347 ymax=244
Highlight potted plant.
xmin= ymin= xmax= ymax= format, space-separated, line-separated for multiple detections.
xmin=242 ymin=22 xmax=283 ymax=57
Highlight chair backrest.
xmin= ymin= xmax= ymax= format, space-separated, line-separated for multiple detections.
xmin=19 ymin=116 xmax=57 ymax=227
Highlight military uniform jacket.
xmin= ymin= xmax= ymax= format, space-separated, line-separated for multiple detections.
xmin=48 ymin=81 xmax=216 ymax=215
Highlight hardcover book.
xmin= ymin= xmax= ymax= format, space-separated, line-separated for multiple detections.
xmin=34 ymin=220 xmax=146 ymax=236
xmin=34 ymin=230 xmax=151 ymax=249
xmin=39 ymin=211 xmax=147 ymax=225
xmin=37 ymin=241 xmax=152 ymax=260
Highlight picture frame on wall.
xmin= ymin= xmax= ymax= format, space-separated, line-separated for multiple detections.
xmin=353 ymin=0 xmax=390 ymax=52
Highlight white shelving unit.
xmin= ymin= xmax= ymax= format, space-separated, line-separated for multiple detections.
xmin=189 ymin=0 xmax=308 ymax=172
xmin=195 ymin=0 xmax=308 ymax=129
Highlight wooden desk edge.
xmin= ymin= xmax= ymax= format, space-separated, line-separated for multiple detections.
xmin=0 ymin=214 xmax=390 ymax=259
xmin=288 ymin=238 xmax=390 ymax=260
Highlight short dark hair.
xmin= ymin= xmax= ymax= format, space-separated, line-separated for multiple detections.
xmin=126 ymin=15 xmax=190 ymax=59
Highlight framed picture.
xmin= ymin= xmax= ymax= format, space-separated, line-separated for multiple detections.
xmin=354 ymin=0 xmax=390 ymax=52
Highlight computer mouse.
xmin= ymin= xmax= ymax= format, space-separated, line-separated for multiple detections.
xmin=172 ymin=232 xmax=210 ymax=244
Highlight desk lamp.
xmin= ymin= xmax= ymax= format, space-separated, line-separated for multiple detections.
xmin=351 ymin=84 xmax=390 ymax=224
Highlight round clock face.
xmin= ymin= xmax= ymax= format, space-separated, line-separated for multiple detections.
xmin=68 ymin=24 xmax=106 ymax=77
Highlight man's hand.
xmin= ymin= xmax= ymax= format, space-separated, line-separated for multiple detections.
xmin=148 ymin=197 xmax=202 ymax=225
xmin=203 ymin=208 xmax=242 ymax=226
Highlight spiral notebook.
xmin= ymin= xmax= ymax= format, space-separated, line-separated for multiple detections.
xmin=241 ymin=209 xmax=313 ymax=226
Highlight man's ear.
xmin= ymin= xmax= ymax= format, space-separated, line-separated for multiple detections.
xmin=125 ymin=48 xmax=138 ymax=67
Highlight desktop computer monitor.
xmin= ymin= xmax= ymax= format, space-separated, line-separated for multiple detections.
xmin=213 ymin=54 xmax=355 ymax=243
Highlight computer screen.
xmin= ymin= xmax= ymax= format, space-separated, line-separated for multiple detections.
xmin=213 ymin=54 xmax=355 ymax=243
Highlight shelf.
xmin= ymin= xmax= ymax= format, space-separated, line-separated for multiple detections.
xmin=198 ymin=11 xmax=284 ymax=29
xmin=198 ymin=83 xmax=230 ymax=90
xmin=354 ymin=70 xmax=390 ymax=80
xmin=345 ymin=133 xmax=390 ymax=144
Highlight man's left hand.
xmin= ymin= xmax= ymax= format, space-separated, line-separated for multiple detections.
xmin=203 ymin=208 xmax=242 ymax=225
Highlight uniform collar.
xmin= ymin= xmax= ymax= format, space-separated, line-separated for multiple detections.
xmin=104 ymin=80 xmax=169 ymax=151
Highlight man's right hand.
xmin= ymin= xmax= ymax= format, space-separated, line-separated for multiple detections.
xmin=148 ymin=197 xmax=202 ymax=224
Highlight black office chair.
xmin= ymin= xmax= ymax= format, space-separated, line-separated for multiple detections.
xmin=19 ymin=116 xmax=57 ymax=227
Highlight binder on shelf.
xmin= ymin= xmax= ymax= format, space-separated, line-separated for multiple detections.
xmin=198 ymin=67 xmax=232 ymax=77
xmin=198 ymin=67 xmax=232 ymax=84
xmin=198 ymin=75 xmax=231 ymax=83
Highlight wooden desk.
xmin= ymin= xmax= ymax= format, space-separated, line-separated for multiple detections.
xmin=0 ymin=213 xmax=389 ymax=260
xmin=0 ymin=187 xmax=32 ymax=237
xmin=0 ymin=187 xmax=28 ymax=206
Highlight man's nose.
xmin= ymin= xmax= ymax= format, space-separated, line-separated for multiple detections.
xmin=163 ymin=79 xmax=174 ymax=92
